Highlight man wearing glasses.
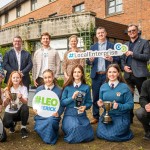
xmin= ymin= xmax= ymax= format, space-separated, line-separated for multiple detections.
xmin=3 ymin=36 xmax=33 ymax=91
xmin=121 ymin=24 xmax=150 ymax=123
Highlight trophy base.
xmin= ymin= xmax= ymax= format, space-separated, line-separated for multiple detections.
xmin=9 ymin=108 xmax=18 ymax=111
xmin=102 ymin=116 xmax=112 ymax=124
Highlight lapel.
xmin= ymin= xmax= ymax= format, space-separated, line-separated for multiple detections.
xmin=133 ymin=38 xmax=141 ymax=53
xmin=20 ymin=50 xmax=24 ymax=70
xmin=12 ymin=49 xmax=18 ymax=69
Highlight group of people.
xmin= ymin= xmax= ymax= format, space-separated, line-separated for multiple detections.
xmin=0 ymin=24 xmax=150 ymax=144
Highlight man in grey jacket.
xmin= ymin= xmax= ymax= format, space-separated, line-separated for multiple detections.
xmin=121 ymin=24 xmax=150 ymax=123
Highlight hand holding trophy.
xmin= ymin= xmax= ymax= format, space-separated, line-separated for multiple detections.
xmin=103 ymin=101 xmax=113 ymax=124
xmin=74 ymin=91 xmax=85 ymax=114
xmin=97 ymin=99 xmax=113 ymax=124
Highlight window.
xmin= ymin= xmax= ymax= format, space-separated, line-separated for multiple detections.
xmin=49 ymin=0 xmax=56 ymax=2
xmin=74 ymin=3 xmax=85 ymax=13
xmin=49 ymin=13 xmax=57 ymax=17
xmin=31 ymin=0 xmax=37 ymax=11
xmin=16 ymin=6 xmax=21 ymax=18
xmin=5 ymin=13 xmax=9 ymax=23
xmin=107 ymin=0 xmax=123 ymax=15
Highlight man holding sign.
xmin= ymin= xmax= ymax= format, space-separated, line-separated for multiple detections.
xmin=87 ymin=27 xmax=120 ymax=124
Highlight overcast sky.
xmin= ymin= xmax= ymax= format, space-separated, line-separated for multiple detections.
xmin=0 ymin=0 xmax=13 ymax=8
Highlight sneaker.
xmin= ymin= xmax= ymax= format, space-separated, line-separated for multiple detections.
xmin=21 ymin=128 xmax=28 ymax=139
xmin=9 ymin=122 xmax=17 ymax=133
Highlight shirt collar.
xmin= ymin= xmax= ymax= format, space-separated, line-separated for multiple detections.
xmin=73 ymin=82 xmax=81 ymax=88
xmin=44 ymin=84 xmax=54 ymax=90
xmin=98 ymin=40 xmax=107 ymax=45
xmin=14 ymin=48 xmax=22 ymax=54
xmin=108 ymin=80 xmax=119 ymax=88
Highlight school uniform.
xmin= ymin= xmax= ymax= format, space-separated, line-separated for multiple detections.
xmin=61 ymin=83 xmax=94 ymax=143
xmin=97 ymin=81 xmax=134 ymax=141
xmin=34 ymin=85 xmax=64 ymax=145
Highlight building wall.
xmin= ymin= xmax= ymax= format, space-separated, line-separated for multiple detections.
xmin=1 ymin=0 xmax=150 ymax=39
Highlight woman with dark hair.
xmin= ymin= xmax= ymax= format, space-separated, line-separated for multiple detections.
xmin=97 ymin=63 xmax=134 ymax=141
xmin=61 ymin=65 xmax=94 ymax=143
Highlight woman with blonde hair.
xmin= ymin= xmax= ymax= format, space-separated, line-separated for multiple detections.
xmin=63 ymin=35 xmax=85 ymax=83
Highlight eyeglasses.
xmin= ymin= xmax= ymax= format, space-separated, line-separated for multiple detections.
xmin=128 ymin=29 xmax=137 ymax=33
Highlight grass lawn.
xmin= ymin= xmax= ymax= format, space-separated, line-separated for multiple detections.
xmin=0 ymin=104 xmax=149 ymax=150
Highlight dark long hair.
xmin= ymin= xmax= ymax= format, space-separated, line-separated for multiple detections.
xmin=63 ymin=65 xmax=86 ymax=89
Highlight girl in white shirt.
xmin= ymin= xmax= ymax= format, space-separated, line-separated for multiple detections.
xmin=3 ymin=71 xmax=29 ymax=139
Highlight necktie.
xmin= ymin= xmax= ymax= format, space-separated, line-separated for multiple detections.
xmin=47 ymin=88 xmax=50 ymax=90
xmin=75 ymin=85 xmax=78 ymax=88
xmin=111 ymin=83 xmax=114 ymax=89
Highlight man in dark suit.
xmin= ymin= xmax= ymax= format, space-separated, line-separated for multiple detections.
xmin=121 ymin=24 xmax=150 ymax=123
xmin=136 ymin=79 xmax=150 ymax=140
xmin=87 ymin=27 xmax=119 ymax=124
xmin=3 ymin=36 xmax=33 ymax=90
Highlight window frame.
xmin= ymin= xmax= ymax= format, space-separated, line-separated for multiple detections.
xmin=106 ymin=0 xmax=123 ymax=15
xmin=31 ymin=0 xmax=37 ymax=11
xmin=73 ymin=3 xmax=85 ymax=13
xmin=16 ymin=5 xmax=21 ymax=18
xmin=5 ymin=13 xmax=9 ymax=23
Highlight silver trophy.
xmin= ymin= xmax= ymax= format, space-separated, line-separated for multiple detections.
xmin=103 ymin=101 xmax=112 ymax=124
xmin=9 ymin=93 xmax=18 ymax=111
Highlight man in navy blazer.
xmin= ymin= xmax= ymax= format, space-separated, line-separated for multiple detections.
xmin=87 ymin=27 xmax=119 ymax=124
xmin=3 ymin=36 xmax=33 ymax=90
xmin=121 ymin=24 xmax=150 ymax=123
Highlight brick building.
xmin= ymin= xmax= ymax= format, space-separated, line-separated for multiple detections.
xmin=0 ymin=0 xmax=131 ymax=47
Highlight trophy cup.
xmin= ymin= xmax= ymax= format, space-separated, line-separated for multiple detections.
xmin=103 ymin=101 xmax=112 ymax=124
xmin=10 ymin=93 xmax=18 ymax=111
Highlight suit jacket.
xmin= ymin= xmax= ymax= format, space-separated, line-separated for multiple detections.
xmin=32 ymin=47 xmax=60 ymax=81
xmin=121 ymin=37 xmax=150 ymax=78
xmin=139 ymin=79 xmax=150 ymax=108
xmin=86 ymin=41 xmax=120 ymax=79
xmin=3 ymin=49 xmax=33 ymax=86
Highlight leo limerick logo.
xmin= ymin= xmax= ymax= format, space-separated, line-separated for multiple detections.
xmin=114 ymin=43 xmax=128 ymax=53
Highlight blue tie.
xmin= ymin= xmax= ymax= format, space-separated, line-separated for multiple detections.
xmin=111 ymin=84 xmax=114 ymax=89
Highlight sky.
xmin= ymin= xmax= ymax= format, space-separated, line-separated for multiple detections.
xmin=0 ymin=0 xmax=13 ymax=8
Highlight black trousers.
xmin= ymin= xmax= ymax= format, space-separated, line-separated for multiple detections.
xmin=36 ymin=77 xmax=44 ymax=87
xmin=125 ymin=74 xmax=147 ymax=122
xmin=3 ymin=104 xmax=29 ymax=128
xmin=136 ymin=107 xmax=150 ymax=132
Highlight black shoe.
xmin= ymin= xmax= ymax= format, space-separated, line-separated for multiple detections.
xmin=21 ymin=128 xmax=28 ymax=139
xmin=9 ymin=122 xmax=17 ymax=133
xmin=143 ymin=132 xmax=150 ymax=140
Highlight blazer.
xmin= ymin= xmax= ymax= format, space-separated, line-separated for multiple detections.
xmin=139 ymin=79 xmax=150 ymax=108
xmin=32 ymin=47 xmax=60 ymax=81
xmin=3 ymin=49 xmax=33 ymax=85
xmin=121 ymin=37 xmax=150 ymax=78
xmin=86 ymin=41 xmax=120 ymax=79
